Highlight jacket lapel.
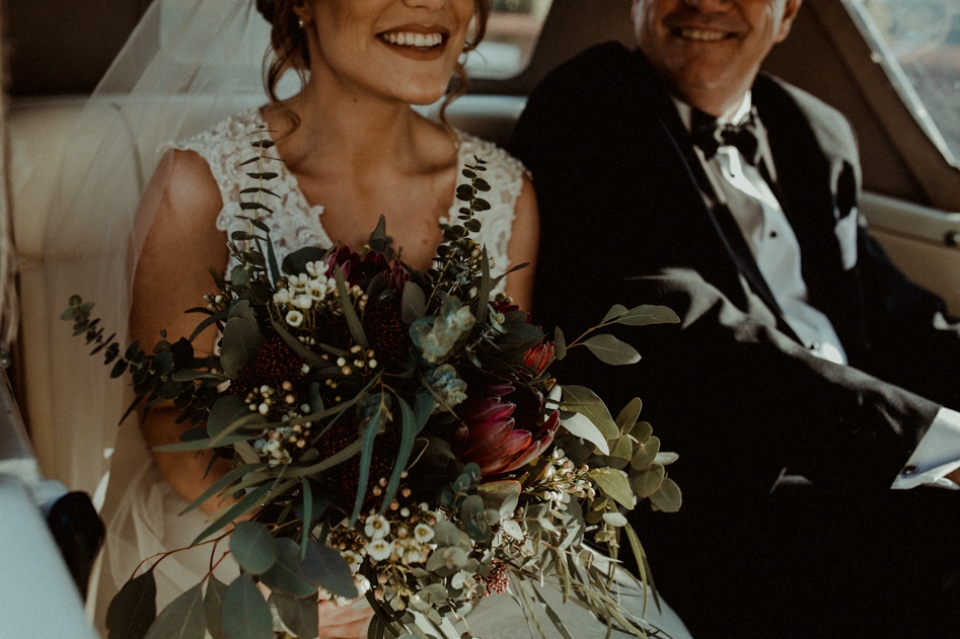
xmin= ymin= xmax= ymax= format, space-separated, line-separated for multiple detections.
xmin=632 ymin=50 xmax=799 ymax=339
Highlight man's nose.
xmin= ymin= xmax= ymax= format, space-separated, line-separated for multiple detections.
xmin=682 ymin=0 xmax=732 ymax=10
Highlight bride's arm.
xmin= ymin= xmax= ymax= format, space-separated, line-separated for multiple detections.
xmin=130 ymin=149 xmax=231 ymax=515
xmin=503 ymin=176 xmax=539 ymax=311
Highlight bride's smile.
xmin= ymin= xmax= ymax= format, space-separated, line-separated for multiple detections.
xmin=296 ymin=0 xmax=475 ymax=106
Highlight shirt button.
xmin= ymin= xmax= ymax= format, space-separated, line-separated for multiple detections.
xmin=901 ymin=465 xmax=918 ymax=476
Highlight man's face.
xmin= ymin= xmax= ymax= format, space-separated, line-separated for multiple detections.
xmin=633 ymin=0 xmax=801 ymax=112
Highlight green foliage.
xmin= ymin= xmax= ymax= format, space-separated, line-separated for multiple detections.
xmin=230 ymin=522 xmax=277 ymax=575
xmin=222 ymin=575 xmax=273 ymax=639
xmin=105 ymin=570 xmax=156 ymax=639
xmin=67 ymin=133 xmax=688 ymax=639
xmin=143 ymin=584 xmax=205 ymax=639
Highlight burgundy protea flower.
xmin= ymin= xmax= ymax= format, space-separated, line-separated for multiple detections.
xmin=451 ymin=381 xmax=560 ymax=476
xmin=522 ymin=341 xmax=554 ymax=376
xmin=327 ymin=246 xmax=407 ymax=290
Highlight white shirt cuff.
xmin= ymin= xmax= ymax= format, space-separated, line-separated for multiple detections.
xmin=891 ymin=407 xmax=960 ymax=489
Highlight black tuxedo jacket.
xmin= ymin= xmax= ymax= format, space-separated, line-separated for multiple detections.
xmin=508 ymin=42 xmax=960 ymax=636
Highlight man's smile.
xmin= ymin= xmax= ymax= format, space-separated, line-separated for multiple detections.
xmin=671 ymin=27 xmax=736 ymax=42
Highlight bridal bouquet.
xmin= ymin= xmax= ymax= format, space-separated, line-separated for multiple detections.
xmin=65 ymin=140 xmax=681 ymax=639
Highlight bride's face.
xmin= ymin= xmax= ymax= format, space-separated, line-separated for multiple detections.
xmin=297 ymin=0 xmax=475 ymax=105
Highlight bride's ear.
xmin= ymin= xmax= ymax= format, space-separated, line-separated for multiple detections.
xmin=292 ymin=0 xmax=312 ymax=28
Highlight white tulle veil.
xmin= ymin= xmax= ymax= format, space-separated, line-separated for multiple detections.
xmin=39 ymin=0 xmax=293 ymax=625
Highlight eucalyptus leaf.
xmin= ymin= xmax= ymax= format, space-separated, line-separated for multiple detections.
xmin=615 ymin=398 xmax=642 ymax=432
xmin=220 ymin=317 xmax=264 ymax=377
xmin=106 ymin=571 xmax=156 ymax=639
xmin=582 ymin=334 xmax=641 ymax=366
xmin=381 ymin=396 xmax=419 ymax=514
xmin=228 ymin=300 xmax=257 ymax=326
xmin=476 ymin=480 xmax=521 ymax=515
xmin=230 ymin=521 xmax=277 ymax=575
xmin=401 ymin=283 xmax=426 ymax=324
xmin=144 ymin=583 xmax=205 ymax=639
xmin=350 ymin=407 xmax=382 ymax=525
xmin=614 ymin=304 xmax=681 ymax=326
xmin=282 ymin=246 xmax=328 ymax=276
xmin=475 ymin=246 xmax=491 ymax=325
xmin=300 ymin=540 xmax=359 ymax=598
xmin=553 ymin=325 xmax=567 ymax=361
xmin=335 ymin=266 xmax=369 ymax=350
xmin=180 ymin=463 xmax=267 ymax=515
xmin=649 ymin=477 xmax=682 ymax=513
xmin=192 ymin=483 xmax=273 ymax=545
xmin=561 ymin=386 xmax=619 ymax=440
xmin=655 ymin=451 xmax=680 ymax=466
xmin=222 ymin=575 xmax=273 ymax=639
xmin=603 ymin=511 xmax=627 ymax=528
xmin=207 ymin=395 xmax=253 ymax=440
xmin=559 ymin=412 xmax=611 ymax=455
xmin=592 ymin=468 xmax=635 ymax=508
xmin=204 ymin=576 xmax=229 ymax=639
xmin=272 ymin=592 xmax=319 ymax=639
xmin=610 ymin=434 xmax=634 ymax=461
xmin=260 ymin=538 xmax=318 ymax=597
xmin=631 ymin=463 xmax=665 ymax=498
xmin=601 ymin=304 xmax=628 ymax=324
xmin=413 ymin=392 xmax=434 ymax=431
xmin=630 ymin=436 xmax=661 ymax=471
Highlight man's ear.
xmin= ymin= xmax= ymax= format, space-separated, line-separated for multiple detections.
xmin=775 ymin=0 xmax=803 ymax=43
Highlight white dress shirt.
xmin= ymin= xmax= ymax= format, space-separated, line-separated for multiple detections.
xmin=673 ymin=94 xmax=960 ymax=490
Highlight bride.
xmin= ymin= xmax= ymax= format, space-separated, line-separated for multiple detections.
xmin=54 ymin=0 xmax=692 ymax=637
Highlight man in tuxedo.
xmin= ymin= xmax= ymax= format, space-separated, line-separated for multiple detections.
xmin=507 ymin=0 xmax=960 ymax=636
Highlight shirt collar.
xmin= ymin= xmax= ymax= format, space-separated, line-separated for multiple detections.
xmin=672 ymin=91 xmax=754 ymax=132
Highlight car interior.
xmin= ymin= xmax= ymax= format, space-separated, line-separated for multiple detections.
xmin=2 ymin=0 xmax=959 ymax=635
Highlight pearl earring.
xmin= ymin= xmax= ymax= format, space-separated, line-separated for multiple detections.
xmin=298 ymin=19 xmax=305 ymax=28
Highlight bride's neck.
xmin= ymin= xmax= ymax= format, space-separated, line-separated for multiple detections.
xmin=267 ymin=82 xmax=451 ymax=179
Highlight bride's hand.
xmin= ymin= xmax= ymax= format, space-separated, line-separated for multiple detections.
xmin=317 ymin=597 xmax=374 ymax=639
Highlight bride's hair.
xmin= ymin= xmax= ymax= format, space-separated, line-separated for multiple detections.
xmin=255 ymin=0 xmax=492 ymax=105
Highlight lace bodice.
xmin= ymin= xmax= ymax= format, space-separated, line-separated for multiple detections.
xmin=173 ymin=108 xmax=525 ymax=293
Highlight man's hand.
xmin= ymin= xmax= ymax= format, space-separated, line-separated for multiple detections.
xmin=945 ymin=467 xmax=960 ymax=486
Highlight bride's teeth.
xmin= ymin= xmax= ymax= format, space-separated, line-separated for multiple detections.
xmin=383 ymin=32 xmax=442 ymax=47
xmin=679 ymin=28 xmax=727 ymax=42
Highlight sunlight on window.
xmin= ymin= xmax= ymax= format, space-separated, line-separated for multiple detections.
xmin=851 ymin=0 xmax=960 ymax=165
xmin=466 ymin=0 xmax=554 ymax=80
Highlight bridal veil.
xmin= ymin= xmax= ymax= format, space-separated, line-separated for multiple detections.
xmin=37 ymin=0 xmax=293 ymax=623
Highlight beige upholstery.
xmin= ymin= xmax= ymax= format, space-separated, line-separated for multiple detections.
xmin=6 ymin=93 xmax=527 ymax=492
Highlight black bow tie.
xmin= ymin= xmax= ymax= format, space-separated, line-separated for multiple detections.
xmin=690 ymin=106 xmax=762 ymax=165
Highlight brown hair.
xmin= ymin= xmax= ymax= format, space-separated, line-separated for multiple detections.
xmin=256 ymin=0 xmax=492 ymax=107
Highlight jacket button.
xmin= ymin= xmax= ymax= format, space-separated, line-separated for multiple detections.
xmin=901 ymin=465 xmax=918 ymax=476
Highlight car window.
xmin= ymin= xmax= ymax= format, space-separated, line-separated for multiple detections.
xmin=846 ymin=0 xmax=960 ymax=166
xmin=465 ymin=0 xmax=554 ymax=80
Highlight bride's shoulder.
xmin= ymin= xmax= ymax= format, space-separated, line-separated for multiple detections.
xmin=453 ymin=129 xmax=529 ymax=189
xmin=172 ymin=107 xmax=264 ymax=159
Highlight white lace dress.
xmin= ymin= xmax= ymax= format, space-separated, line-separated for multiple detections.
xmin=94 ymin=108 xmax=692 ymax=639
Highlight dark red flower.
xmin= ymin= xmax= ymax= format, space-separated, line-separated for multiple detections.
xmin=327 ymin=246 xmax=407 ymax=290
xmin=451 ymin=381 xmax=559 ymax=476
xmin=315 ymin=414 xmax=401 ymax=512
xmin=230 ymin=337 xmax=306 ymax=398
xmin=522 ymin=342 xmax=554 ymax=376
xmin=363 ymin=296 xmax=412 ymax=370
